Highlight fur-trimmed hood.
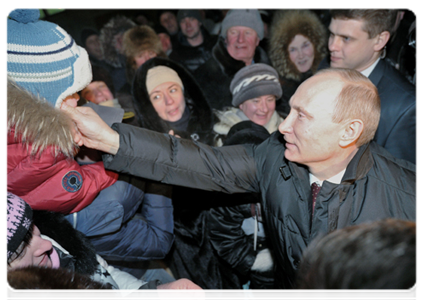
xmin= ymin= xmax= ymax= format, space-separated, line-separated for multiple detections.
xmin=99 ymin=15 xmax=136 ymax=68
xmin=268 ymin=10 xmax=327 ymax=81
xmin=7 ymin=79 xmax=76 ymax=158
xmin=132 ymin=57 xmax=215 ymax=144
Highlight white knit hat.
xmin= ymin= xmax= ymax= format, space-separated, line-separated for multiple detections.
xmin=7 ymin=9 xmax=92 ymax=108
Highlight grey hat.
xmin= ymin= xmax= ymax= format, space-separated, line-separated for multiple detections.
xmin=220 ymin=9 xmax=264 ymax=40
xmin=177 ymin=9 xmax=202 ymax=23
xmin=230 ymin=63 xmax=282 ymax=107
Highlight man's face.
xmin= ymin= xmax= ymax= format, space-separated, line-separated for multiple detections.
xmin=85 ymin=34 xmax=103 ymax=60
xmin=278 ymin=73 xmax=345 ymax=169
xmin=239 ymin=95 xmax=276 ymax=126
xmin=8 ymin=226 xmax=53 ymax=270
xmin=160 ymin=12 xmax=179 ymax=35
xmin=180 ymin=17 xmax=202 ymax=40
xmin=81 ymin=81 xmax=114 ymax=104
xmin=226 ymin=26 xmax=260 ymax=65
xmin=328 ymin=18 xmax=381 ymax=72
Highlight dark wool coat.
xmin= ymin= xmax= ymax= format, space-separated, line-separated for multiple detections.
xmin=101 ymin=125 xmax=415 ymax=289
xmin=193 ymin=37 xmax=271 ymax=110
xmin=268 ymin=10 xmax=327 ymax=116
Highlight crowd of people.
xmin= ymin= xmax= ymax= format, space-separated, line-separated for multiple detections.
xmin=7 ymin=8 xmax=416 ymax=292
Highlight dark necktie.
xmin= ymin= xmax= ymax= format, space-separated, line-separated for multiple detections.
xmin=311 ymin=182 xmax=321 ymax=217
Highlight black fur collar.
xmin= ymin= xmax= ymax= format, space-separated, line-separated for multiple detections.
xmin=131 ymin=57 xmax=215 ymax=143
xmin=32 ymin=210 xmax=98 ymax=275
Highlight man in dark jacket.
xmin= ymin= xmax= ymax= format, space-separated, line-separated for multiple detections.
xmin=169 ymin=10 xmax=218 ymax=73
xmin=193 ymin=9 xmax=271 ymax=110
xmin=65 ymin=68 xmax=416 ymax=289
xmin=322 ymin=9 xmax=415 ymax=164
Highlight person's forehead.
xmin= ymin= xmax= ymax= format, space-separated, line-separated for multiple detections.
xmin=228 ymin=25 xmax=256 ymax=33
xmin=329 ymin=18 xmax=367 ymax=35
xmin=294 ymin=74 xmax=343 ymax=106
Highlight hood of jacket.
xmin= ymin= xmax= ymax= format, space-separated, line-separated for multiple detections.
xmin=212 ymin=37 xmax=270 ymax=78
xmin=7 ymin=79 xmax=76 ymax=158
xmin=131 ymin=57 xmax=214 ymax=142
xmin=100 ymin=15 xmax=136 ymax=68
xmin=268 ymin=10 xmax=327 ymax=81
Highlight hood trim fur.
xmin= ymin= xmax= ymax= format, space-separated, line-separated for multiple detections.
xmin=7 ymin=79 xmax=76 ymax=158
xmin=269 ymin=10 xmax=327 ymax=81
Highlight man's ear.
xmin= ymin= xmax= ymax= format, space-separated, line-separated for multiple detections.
xmin=374 ymin=31 xmax=391 ymax=52
xmin=339 ymin=119 xmax=364 ymax=148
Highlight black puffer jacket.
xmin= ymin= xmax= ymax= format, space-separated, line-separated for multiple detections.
xmin=169 ymin=27 xmax=218 ymax=73
xmin=193 ymin=37 xmax=270 ymax=110
xmin=132 ymin=57 xmax=215 ymax=145
xmin=102 ymin=126 xmax=416 ymax=289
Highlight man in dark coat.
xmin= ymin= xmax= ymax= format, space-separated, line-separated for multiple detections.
xmin=65 ymin=68 xmax=416 ymax=289
xmin=169 ymin=10 xmax=218 ymax=73
xmin=322 ymin=9 xmax=415 ymax=164
xmin=193 ymin=9 xmax=271 ymax=110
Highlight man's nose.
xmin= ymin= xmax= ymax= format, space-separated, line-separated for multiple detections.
xmin=278 ymin=113 xmax=293 ymax=134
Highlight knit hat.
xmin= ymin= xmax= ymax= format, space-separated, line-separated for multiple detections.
xmin=220 ymin=9 xmax=264 ymax=40
xmin=230 ymin=63 xmax=282 ymax=107
xmin=7 ymin=192 xmax=33 ymax=261
xmin=7 ymin=9 xmax=92 ymax=108
xmin=177 ymin=9 xmax=202 ymax=23
xmin=146 ymin=66 xmax=184 ymax=94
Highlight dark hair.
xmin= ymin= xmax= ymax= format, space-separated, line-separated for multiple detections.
xmin=296 ymin=219 xmax=416 ymax=289
xmin=330 ymin=10 xmax=398 ymax=38
xmin=7 ymin=224 xmax=34 ymax=266
xmin=8 ymin=266 xmax=111 ymax=289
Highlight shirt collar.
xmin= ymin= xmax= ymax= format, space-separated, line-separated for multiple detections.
xmin=309 ymin=169 xmax=346 ymax=186
xmin=360 ymin=58 xmax=380 ymax=77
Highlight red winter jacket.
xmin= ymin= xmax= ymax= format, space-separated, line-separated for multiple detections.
xmin=7 ymin=80 xmax=118 ymax=214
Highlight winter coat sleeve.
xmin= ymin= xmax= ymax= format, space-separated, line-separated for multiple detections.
xmin=102 ymin=123 xmax=260 ymax=195
xmin=7 ymin=142 xmax=119 ymax=214
xmin=208 ymin=203 xmax=257 ymax=276
xmin=134 ymin=188 xmax=175 ymax=259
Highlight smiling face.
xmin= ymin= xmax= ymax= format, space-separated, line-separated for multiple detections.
xmin=149 ymin=81 xmax=186 ymax=122
xmin=180 ymin=17 xmax=202 ymax=39
xmin=328 ymin=18 xmax=382 ymax=72
xmin=226 ymin=26 xmax=260 ymax=65
xmin=239 ymin=95 xmax=276 ymax=126
xmin=8 ymin=225 xmax=53 ymax=270
xmin=278 ymin=73 xmax=346 ymax=170
xmin=288 ymin=34 xmax=315 ymax=73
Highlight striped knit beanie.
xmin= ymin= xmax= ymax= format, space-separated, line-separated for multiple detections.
xmin=7 ymin=9 xmax=92 ymax=108
xmin=7 ymin=192 xmax=33 ymax=261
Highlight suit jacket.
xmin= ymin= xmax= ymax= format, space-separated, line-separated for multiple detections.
xmin=369 ymin=59 xmax=416 ymax=164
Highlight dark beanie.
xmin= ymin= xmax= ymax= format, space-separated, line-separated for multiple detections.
xmin=230 ymin=63 xmax=282 ymax=107
xmin=80 ymin=28 xmax=99 ymax=48
xmin=224 ymin=120 xmax=270 ymax=146
xmin=177 ymin=9 xmax=202 ymax=23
